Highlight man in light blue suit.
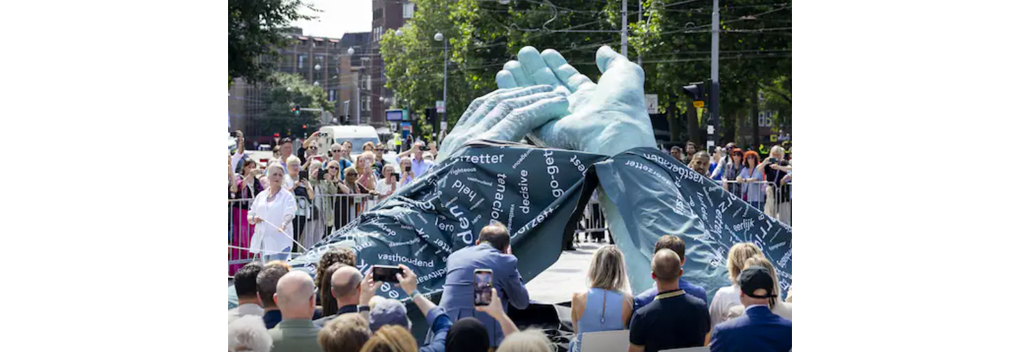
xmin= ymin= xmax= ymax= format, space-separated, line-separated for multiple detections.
xmin=438 ymin=222 xmax=530 ymax=346
xmin=710 ymin=266 xmax=792 ymax=352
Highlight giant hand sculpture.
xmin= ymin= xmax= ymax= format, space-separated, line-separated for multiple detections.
xmin=438 ymin=46 xmax=656 ymax=160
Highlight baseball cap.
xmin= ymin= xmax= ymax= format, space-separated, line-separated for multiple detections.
xmin=737 ymin=266 xmax=777 ymax=299
xmin=368 ymin=298 xmax=410 ymax=332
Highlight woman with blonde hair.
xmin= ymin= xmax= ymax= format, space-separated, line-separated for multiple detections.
xmin=568 ymin=246 xmax=633 ymax=352
xmin=359 ymin=325 xmax=417 ymax=352
xmin=723 ymin=256 xmax=792 ymax=321
xmin=497 ymin=329 xmax=554 ymax=352
xmin=247 ymin=163 xmax=297 ymax=262
xmin=708 ymin=242 xmax=764 ymax=327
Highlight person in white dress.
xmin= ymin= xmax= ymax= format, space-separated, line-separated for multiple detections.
xmin=248 ymin=163 xmax=298 ymax=263
xmin=708 ymin=242 xmax=764 ymax=328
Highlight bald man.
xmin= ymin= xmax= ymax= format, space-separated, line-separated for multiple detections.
xmin=314 ymin=265 xmax=364 ymax=327
xmin=438 ymin=221 xmax=529 ymax=346
xmin=268 ymin=271 xmax=323 ymax=352
xmin=628 ymin=251 xmax=711 ymax=352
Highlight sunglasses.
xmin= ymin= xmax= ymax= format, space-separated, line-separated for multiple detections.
xmin=309 ymin=146 xmax=318 ymax=150
xmin=328 ymin=166 xmax=339 ymax=170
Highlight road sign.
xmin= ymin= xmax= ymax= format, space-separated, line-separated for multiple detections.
xmin=693 ymin=100 xmax=705 ymax=108
xmin=645 ymin=94 xmax=658 ymax=114
xmin=436 ymin=100 xmax=445 ymax=113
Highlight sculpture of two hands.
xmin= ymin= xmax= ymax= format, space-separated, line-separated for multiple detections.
xmin=437 ymin=46 xmax=656 ymax=160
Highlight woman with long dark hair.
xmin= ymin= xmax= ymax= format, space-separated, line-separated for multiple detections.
xmin=739 ymin=151 xmax=766 ymax=210
xmin=229 ymin=158 xmax=263 ymax=274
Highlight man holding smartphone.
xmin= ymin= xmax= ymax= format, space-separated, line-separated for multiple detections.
xmin=395 ymin=141 xmax=438 ymax=179
xmin=757 ymin=145 xmax=792 ymax=224
xmin=437 ymin=222 xmax=530 ymax=346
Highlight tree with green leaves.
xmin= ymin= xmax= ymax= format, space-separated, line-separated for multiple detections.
xmin=253 ymin=72 xmax=333 ymax=137
xmin=380 ymin=0 xmax=620 ymax=141
xmin=228 ymin=0 xmax=318 ymax=85
xmin=629 ymin=0 xmax=790 ymax=148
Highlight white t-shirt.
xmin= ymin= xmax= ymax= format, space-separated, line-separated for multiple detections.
xmin=376 ymin=179 xmax=398 ymax=198
xmin=709 ymin=285 xmax=743 ymax=327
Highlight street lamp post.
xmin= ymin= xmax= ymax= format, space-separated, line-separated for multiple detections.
xmin=434 ymin=32 xmax=447 ymax=136
xmin=348 ymin=47 xmax=360 ymax=125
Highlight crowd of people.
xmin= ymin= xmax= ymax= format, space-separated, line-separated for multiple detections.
xmin=228 ymin=130 xmax=440 ymax=273
xmin=669 ymin=141 xmax=793 ymax=225
xmin=228 ymin=221 xmax=792 ymax=352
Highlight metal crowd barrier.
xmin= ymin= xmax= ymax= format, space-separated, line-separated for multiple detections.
xmin=574 ymin=196 xmax=610 ymax=243
xmin=719 ymin=180 xmax=792 ymax=226
xmin=229 ymin=181 xmax=791 ymax=275
xmin=228 ymin=193 xmax=375 ymax=276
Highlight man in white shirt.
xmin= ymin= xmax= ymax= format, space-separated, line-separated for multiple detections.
xmin=229 ymin=262 xmax=265 ymax=323
xmin=395 ymin=141 xmax=438 ymax=178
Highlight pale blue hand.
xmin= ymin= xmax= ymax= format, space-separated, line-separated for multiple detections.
xmin=497 ymin=46 xmax=656 ymax=156
xmin=496 ymin=46 xmax=658 ymax=275
xmin=437 ymin=85 xmax=568 ymax=161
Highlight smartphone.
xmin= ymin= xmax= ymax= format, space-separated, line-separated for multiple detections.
xmin=373 ymin=265 xmax=402 ymax=283
xmin=404 ymin=166 xmax=411 ymax=173
xmin=473 ymin=269 xmax=494 ymax=306
xmin=419 ymin=145 xmax=429 ymax=151
xmin=298 ymin=170 xmax=309 ymax=180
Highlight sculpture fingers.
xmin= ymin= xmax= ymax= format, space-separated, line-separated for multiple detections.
xmin=444 ymin=88 xmax=521 ymax=156
xmin=496 ymin=70 xmax=518 ymax=89
xmin=480 ymin=96 xmax=570 ymax=143
xmin=591 ymin=46 xmax=647 ymax=112
xmin=463 ymin=91 xmax=568 ymax=143
xmin=438 ymin=86 xmax=557 ymax=161
xmin=541 ymin=49 xmax=595 ymax=94
xmin=517 ymin=46 xmax=562 ymax=88
xmin=503 ymin=60 xmax=536 ymax=87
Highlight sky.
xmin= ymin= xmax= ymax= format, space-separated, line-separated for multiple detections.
xmin=291 ymin=0 xmax=373 ymax=39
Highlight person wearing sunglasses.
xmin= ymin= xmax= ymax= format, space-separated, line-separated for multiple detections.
xmin=313 ymin=160 xmax=351 ymax=235
xmin=326 ymin=143 xmax=354 ymax=181
xmin=297 ymin=131 xmax=322 ymax=165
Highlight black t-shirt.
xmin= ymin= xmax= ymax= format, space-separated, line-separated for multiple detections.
xmin=763 ymin=159 xmax=791 ymax=202
xmin=629 ymin=290 xmax=710 ymax=352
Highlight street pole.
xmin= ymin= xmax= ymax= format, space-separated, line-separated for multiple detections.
xmin=355 ymin=71 xmax=361 ymax=125
xmin=637 ymin=0 xmax=642 ymax=66
xmin=621 ymin=0 xmax=628 ymax=57
xmin=709 ymin=0 xmax=720 ymax=149
xmin=442 ymin=38 xmax=448 ymax=136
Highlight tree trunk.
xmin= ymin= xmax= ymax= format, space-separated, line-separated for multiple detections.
xmin=686 ymin=100 xmax=701 ymax=146
xmin=750 ymin=87 xmax=761 ymax=155
xmin=666 ymin=94 xmax=680 ymax=142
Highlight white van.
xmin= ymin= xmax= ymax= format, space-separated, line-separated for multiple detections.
xmin=317 ymin=125 xmax=380 ymax=159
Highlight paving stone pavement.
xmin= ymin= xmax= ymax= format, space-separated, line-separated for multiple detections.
xmin=525 ymin=241 xmax=611 ymax=304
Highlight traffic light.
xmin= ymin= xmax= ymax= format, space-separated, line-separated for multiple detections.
xmin=292 ymin=104 xmax=301 ymax=115
xmin=302 ymin=124 xmax=307 ymax=129
xmin=682 ymin=81 xmax=707 ymax=107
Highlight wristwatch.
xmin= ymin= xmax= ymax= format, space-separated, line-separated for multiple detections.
xmin=409 ymin=289 xmax=422 ymax=298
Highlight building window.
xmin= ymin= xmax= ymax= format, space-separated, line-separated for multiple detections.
xmin=329 ymin=89 xmax=336 ymax=102
xmin=301 ymin=40 xmax=307 ymax=46
xmin=298 ymin=54 xmax=307 ymax=69
xmin=363 ymin=96 xmax=372 ymax=112
xmin=403 ymin=2 xmax=415 ymax=19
